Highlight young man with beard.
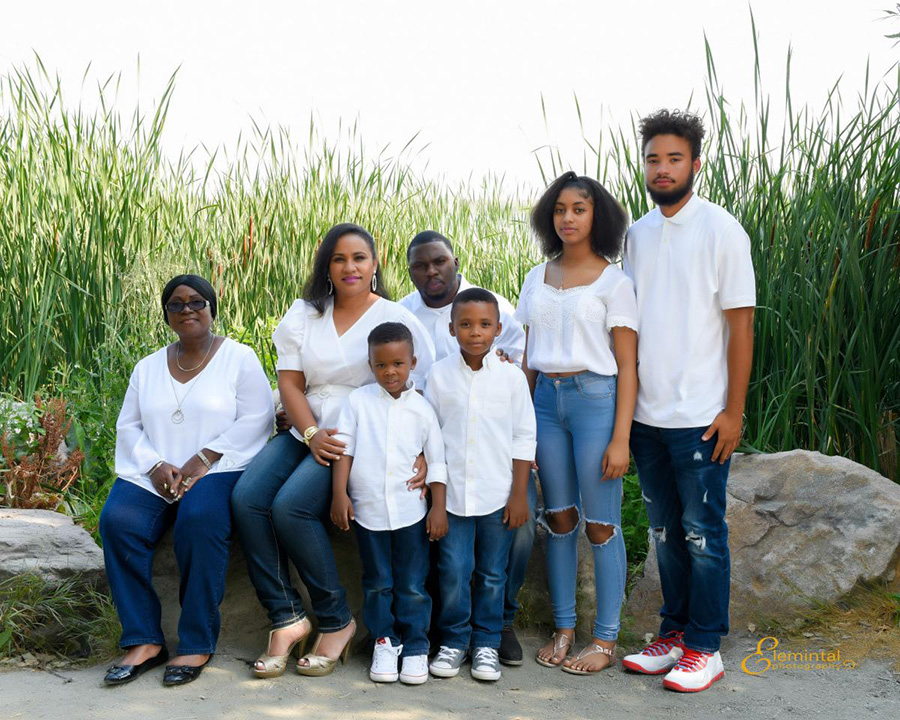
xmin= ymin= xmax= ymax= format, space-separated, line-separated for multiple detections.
xmin=400 ymin=231 xmax=533 ymax=666
xmin=621 ymin=110 xmax=755 ymax=693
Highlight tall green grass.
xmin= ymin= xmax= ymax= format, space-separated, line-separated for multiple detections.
xmin=0 ymin=37 xmax=898 ymax=483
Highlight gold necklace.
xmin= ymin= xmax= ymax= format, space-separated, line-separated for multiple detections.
xmin=176 ymin=334 xmax=215 ymax=372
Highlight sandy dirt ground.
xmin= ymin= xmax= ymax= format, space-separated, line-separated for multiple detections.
xmin=2 ymin=632 xmax=898 ymax=720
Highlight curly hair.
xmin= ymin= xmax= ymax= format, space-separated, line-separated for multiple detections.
xmin=530 ymin=172 xmax=628 ymax=261
xmin=639 ymin=109 xmax=706 ymax=160
xmin=367 ymin=321 xmax=414 ymax=352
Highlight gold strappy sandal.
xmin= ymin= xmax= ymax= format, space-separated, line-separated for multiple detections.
xmin=253 ymin=617 xmax=312 ymax=678
xmin=535 ymin=631 xmax=573 ymax=668
xmin=561 ymin=643 xmax=616 ymax=675
xmin=296 ymin=619 xmax=357 ymax=677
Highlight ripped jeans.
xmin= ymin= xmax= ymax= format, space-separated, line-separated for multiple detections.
xmin=629 ymin=421 xmax=731 ymax=653
xmin=534 ymin=372 xmax=626 ymax=641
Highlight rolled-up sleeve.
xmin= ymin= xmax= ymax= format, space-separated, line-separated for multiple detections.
xmin=333 ymin=396 xmax=358 ymax=457
xmin=422 ymin=407 xmax=447 ymax=486
xmin=272 ymin=300 xmax=308 ymax=372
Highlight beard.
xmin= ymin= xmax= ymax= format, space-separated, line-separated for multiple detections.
xmin=646 ymin=168 xmax=695 ymax=207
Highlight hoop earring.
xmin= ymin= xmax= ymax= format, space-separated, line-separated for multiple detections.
xmin=326 ymin=277 xmax=334 ymax=295
xmin=371 ymin=274 xmax=378 ymax=292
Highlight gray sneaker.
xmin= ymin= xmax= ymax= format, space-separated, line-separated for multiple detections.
xmin=429 ymin=646 xmax=467 ymax=678
xmin=471 ymin=647 xmax=501 ymax=681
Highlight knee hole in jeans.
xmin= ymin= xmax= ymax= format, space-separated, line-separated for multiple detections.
xmin=585 ymin=522 xmax=616 ymax=546
xmin=545 ymin=507 xmax=579 ymax=535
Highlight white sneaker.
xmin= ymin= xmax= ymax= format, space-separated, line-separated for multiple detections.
xmin=399 ymin=654 xmax=429 ymax=685
xmin=369 ymin=637 xmax=402 ymax=683
xmin=663 ymin=648 xmax=725 ymax=692
xmin=429 ymin=646 xmax=467 ymax=678
xmin=622 ymin=632 xmax=684 ymax=675
xmin=470 ymin=647 xmax=501 ymax=681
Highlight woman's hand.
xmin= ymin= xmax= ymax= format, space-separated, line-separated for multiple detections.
xmin=149 ymin=462 xmax=183 ymax=500
xmin=176 ymin=455 xmax=212 ymax=499
xmin=601 ymin=436 xmax=630 ymax=481
xmin=309 ymin=428 xmax=346 ymax=466
xmin=330 ymin=492 xmax=355 ymax=531
xmin=408 ymin=453 xmax=428 ymax=499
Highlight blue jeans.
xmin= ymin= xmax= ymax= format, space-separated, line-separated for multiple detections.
xmin=354 ymin=518 xmax=431 ymax=657
xmin=503 ymin=472 xmax=538 ymax=627
xmin=99 ymin=473 xmax=240 ymax=655
xmin=629 ymin=420 xmax=731 ymax=653
xmin=231 ymin=432 xmax=352 ymax=631
xmin=438 ymin=508 xmax=514 ymax=650
xmin=534 ymin=372 xmax=626 ymax=641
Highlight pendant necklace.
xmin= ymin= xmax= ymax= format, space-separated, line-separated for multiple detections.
xmin=169 ymin=337 xmax=214 ymax=424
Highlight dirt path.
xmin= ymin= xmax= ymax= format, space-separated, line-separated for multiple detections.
xmin=2 ymin=633 xmax=898 ymax=719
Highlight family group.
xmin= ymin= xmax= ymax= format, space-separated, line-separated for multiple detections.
xmin=98 ymin=109 xmax=756 ymax=695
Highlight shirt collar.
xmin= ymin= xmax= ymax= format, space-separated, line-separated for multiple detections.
xmin=378 ymin=380 xmax=416 ymax=402
xmin=662 ymin=192 xmax=702 ymax=225
xmin=456 ymin=349 xmax=498 ymax=374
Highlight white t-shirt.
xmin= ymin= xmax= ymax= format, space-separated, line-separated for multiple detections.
xmin=623 ymin=194 xmax=756 ymax=428
xmin=424 ymin=352 xmax=536 ymax=517
xmin=399 ymin=275 xmax=526 ymax=366
xmin=514 ymin=262 xmax=638 ymax=376
xmin=115 ymin=338 xmax=275 ymax=500
xmin=272 ymin=297 xmax=436 ymax=440
xmin=334 ymin=382 xmax=447 ymax=531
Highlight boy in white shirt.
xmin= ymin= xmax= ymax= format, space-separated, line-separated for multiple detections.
xmin=331 ymin=322 xmax=448 ymax=685
xmin=424 ymin=288 xmax=536 ymax=682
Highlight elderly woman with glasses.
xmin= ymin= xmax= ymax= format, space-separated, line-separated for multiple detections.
xmin=99 ymin=274 xmax=274 ymax=687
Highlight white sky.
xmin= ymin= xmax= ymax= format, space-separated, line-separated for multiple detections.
xmin=1 ymin=0 xmax=897 ymax=190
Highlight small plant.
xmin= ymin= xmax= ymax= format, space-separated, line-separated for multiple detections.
xmin=1 ymin=396 xmax=84 ymax=509
xmin=0 ymin=395 xmax=42 ymax=463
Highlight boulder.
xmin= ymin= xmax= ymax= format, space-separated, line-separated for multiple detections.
xmin=624 ymin=450 xmax=900 ymax=633
xmin=0 ymin=508 xmax=105 ymax=587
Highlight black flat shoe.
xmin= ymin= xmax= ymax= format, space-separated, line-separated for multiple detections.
xmin=499 ymin=626 xmax=523 ymax=666
xmin=163 ymin=656 xmax=212 ymax=686
xmin=104 ymin=647 xmax=170 ymax=686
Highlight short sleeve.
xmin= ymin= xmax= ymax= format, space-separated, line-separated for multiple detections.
xmin=605 ymin=276 xmax=639 ymax=332
xmin=272 ymin=300 xmax=309 ymax=372
xmin=717 ymin=223 xmax=756 ymax=310
xmin=514 ymin=265 xmax=539 ymax=325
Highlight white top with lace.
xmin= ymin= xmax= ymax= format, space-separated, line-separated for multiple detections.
xmin=514 ymin=262 xmax=638 ymax=376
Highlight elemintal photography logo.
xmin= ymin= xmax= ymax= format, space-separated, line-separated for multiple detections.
xmin=741 ymin=636 xmax=857 ymax=676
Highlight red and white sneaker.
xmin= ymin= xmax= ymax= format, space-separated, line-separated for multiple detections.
xmin=662 ymin=648 xmax=724 ymax=692
xmin=621 ymin=632 xmax=684 ymax=674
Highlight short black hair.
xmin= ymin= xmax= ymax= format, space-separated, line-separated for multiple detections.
xmin=530 ymin=172 xmax=627 ymax=261
xmin=639 ymin=109 xmax=706 ymax=160
xmin=451 ymin=287 xmax=499 ymax=321
xmin=406 ymin=230 xmax=454 ymax=261
xmin=367 ymin=321 xmax=414 ymax=352
xmin=303 ymin=223 xmax=391 ymax=314
xmin=161 ymin=274 xmax=217 ymax=324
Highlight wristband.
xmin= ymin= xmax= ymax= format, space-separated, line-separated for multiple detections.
xmin=301 ymin=425 xmax=320 ymax=446
xmin=196 ymin=450 xmax=212 ymax=469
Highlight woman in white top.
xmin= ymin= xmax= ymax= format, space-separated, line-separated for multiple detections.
xmin=100 ymin=275 xmax=274 ymax=687
xmin=231 ymin=223 xmax=435 ymax=679
xmin=515 ymin=172 xmax=638 ymax=674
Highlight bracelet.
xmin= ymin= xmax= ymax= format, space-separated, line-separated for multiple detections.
xmin=196 ymin=450 xmax=212 ymax=469
xmin=147 ymin=460 xmax=164 ymax=477
xmin=301 ymin=425 xmax=320 ymax=446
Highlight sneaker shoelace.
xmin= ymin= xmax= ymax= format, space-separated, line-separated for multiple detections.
xmin=473 ymin=647 xmax=498 ymax=666
xmin=435 ymin=647 xmax=463 ymax=664
xmin=641 ymin=632 xmax=683 ymax=657
xmin=671 ymin=647 xmax=711 ymax=672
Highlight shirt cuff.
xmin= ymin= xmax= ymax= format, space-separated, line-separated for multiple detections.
xmin=275 ymin=355 xmax=303 ymax=372
xmin=511 ymin=441 xmax=536 ymax=463
xmin=425 ymin=462 xmax=448 ymax=485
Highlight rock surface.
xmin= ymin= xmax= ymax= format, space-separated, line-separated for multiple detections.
xmin=0 ymin=508 xmax=105 ymax=587
xmin=624 ymin=450 xmax=900 ymax=633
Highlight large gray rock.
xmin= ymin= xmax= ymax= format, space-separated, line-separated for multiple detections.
xmin=0 ymin=508 xmax=105 ymax=587
xmin=625 ymin=450 xmax=900 ymax=633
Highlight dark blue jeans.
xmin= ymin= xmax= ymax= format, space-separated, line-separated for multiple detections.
xmin=99 ymin=473 xmax=241 ymax=655
xmin=503 ymin=472 xmax=538 ymax=627
xmin=354 ymin=517 xmax=430 ymax=657
xmin=437 ymin=508 xmax=514 ymax=650
xmin=231 ymin=432 xmax=352 ymax=631
xmin=629 ymin=421 xmax=731 ymax=653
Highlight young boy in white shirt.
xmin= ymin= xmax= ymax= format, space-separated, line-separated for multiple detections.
xmin=424 ymin=288 xmax=536 ymax=682
xmin=330 ymin=322 xmax=448 ymax=685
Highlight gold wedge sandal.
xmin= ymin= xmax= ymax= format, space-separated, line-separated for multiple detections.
xmin=561 ymin=643 xmax=616 ymax=675
xmin=535 ymin=631 xmax=573 ymax=668
xmin=253 ymin=617 xmax=312 ymax=678
xmin=296 ymin=619 xmax=357 ymax=677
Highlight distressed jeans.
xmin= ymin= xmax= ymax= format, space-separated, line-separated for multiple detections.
xmin=629 ymin=420 xmax=731 ymax=653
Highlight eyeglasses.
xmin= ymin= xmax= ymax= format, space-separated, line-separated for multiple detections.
xmin=165 ymin=299 xmax=210 ymax=314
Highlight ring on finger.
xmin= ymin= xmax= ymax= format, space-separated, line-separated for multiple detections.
xmin=184 ymin=476 xmax=193 ymax=488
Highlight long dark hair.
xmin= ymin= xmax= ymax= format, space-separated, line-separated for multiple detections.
xmin=530 ymin=172 xmax=628 ymax=261
xmin=303 ymin=223 xmax=391 ymax=314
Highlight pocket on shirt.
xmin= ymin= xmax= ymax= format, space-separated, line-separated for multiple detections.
xmin=575 ymin=374 xmax=615 ymax=400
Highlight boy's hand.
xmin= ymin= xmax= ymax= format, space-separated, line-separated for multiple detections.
xmin=503 ymin=492 xmax=529 ymax=529
xmin=426 ymin=506 xmax=448 ymax=541
xmin=601 ymin=436 xmax=630 ymax=480
xmin=330 ymin=492 xmax=354 ymax=531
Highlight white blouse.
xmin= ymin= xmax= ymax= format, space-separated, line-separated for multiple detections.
xmin=514 ymin=262 xmax=638 ymax=376
xmin=272 ymin=297 xmax=436 ymax=441
xmin=335 ymin=382 xmax=447 ymax=532
xmin=115 ymin=338 xmax=275 ymax=501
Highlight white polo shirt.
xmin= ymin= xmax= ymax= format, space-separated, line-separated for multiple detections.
xmin=334 ymin=382 xmax=447 ymax=532
xmin=399 ymin=275 xmax=526 ymax=366
xmin=424 ymin=352 xmax=536 ymax=517
xmin=623 ymin=194 xmax=755 ymax=428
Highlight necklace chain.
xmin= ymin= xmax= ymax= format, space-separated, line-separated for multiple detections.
xmin=176 ymin=334 xmax=215 ymax=372
xmin=170 ymin=335 xmax=215 ymax=423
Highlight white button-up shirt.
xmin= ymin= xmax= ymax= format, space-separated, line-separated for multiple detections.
xmin=334 ymin=382 xmax=447 ymax=531
xmin=424 ymin=352 xmax=536 ymax=517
